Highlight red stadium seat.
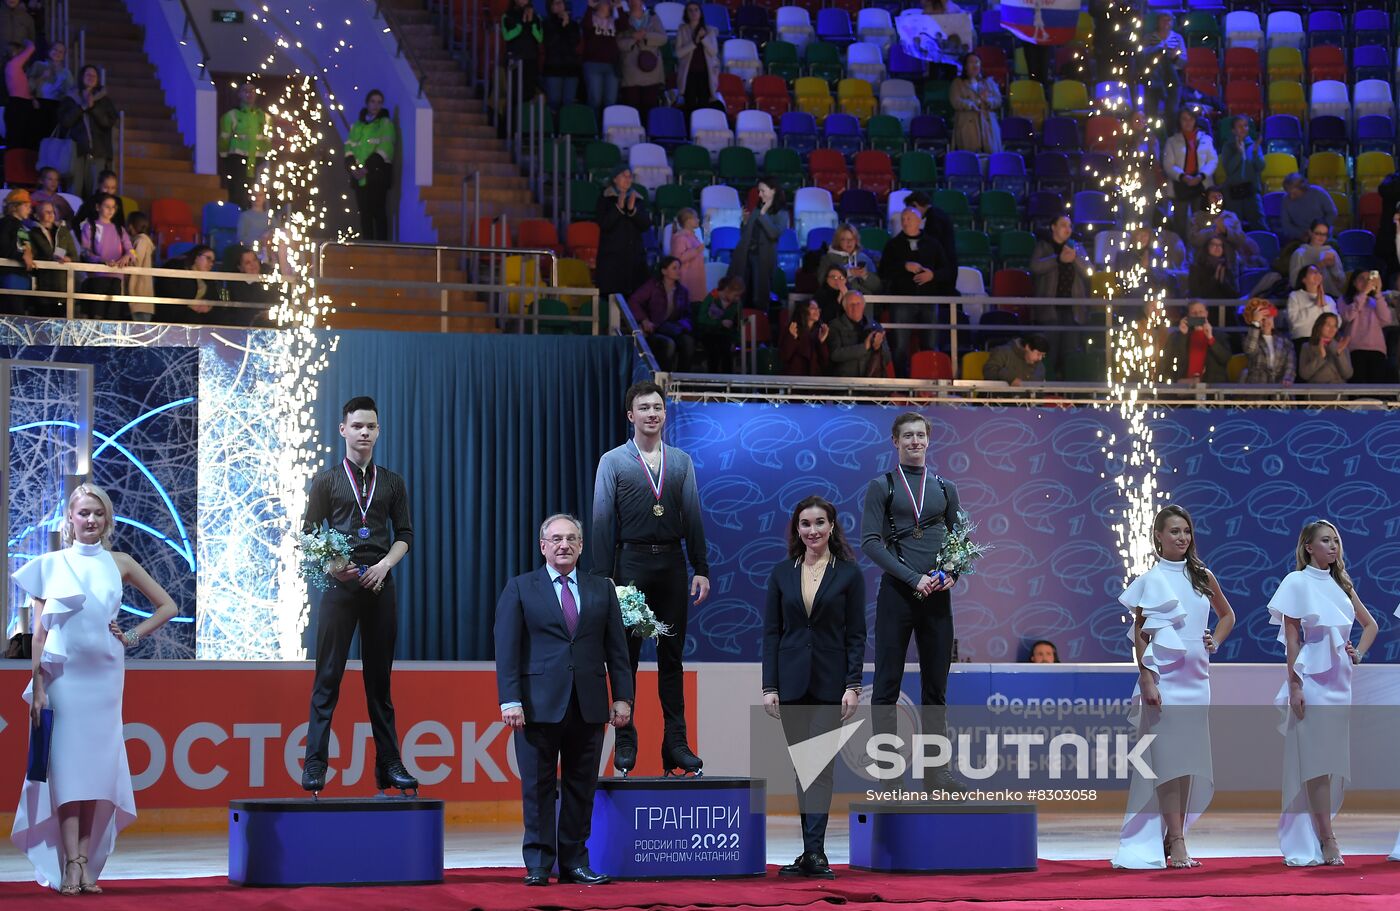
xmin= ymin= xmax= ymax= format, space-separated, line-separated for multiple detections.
xmin=1185 ymin=48 xmax=1218 ymax=95
xmin=1359 ymin=192 xmax=1383 ymax=233
xmin=807 ymin=149 xmax=849 ymax=200
xmin=1225 ymin=82 xmax=1263 ymax=122
xmin=991 ymin=269 xmax=1034 ymax=297
xmin=717 ymin=73 xmax=748 ymax=124
xmin=1307 ymin=46 xmax=1346 ymax=84
xmin=1085 ymin=116 xmax=1120 ymax=153
xmin=517 ymin=218 xmax=561 ymax=254
xmin=853 ymin=150 xmax=894 ymax=202
xmin=910 ymin=350 xmax=953 ymax=380
xmin=3 ymin=148 xmax=37 ymax=186
xmin=974 ymin=46 xmax=1009 ymax=89
xmin=565 ymin=221 xmax=599 ymax=268
xmin=1224 ymin=47 xmax=1260 ymax=83
xmin=752 ymin=75 xmax=791 ymax=119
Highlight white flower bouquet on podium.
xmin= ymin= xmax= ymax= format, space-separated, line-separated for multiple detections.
xmin=296 ymin=528 xmax=355 ymax=591
xmin=616 ymin=584 xmax=672 ymax=639
xmin=935 ymin=510 xmax=991 ymax=577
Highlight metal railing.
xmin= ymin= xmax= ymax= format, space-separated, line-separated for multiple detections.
xmin=0 ymin=259 xmax=281 ymax=320
xmin=173 ymin=0 xmax=214 ymax=83
xmin=47 ymin=0 xmax=70 ymax=51
xmin=373 ymin=1 xmax=429 ymax=99
xmin=612 ymin=293 xmax=661 ymax=374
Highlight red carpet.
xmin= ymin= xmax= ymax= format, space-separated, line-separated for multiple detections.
xmin=1 ymin=859 xmax=1397 ymax=910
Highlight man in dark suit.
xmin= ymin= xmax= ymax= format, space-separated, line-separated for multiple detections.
xmin=495 ymin=513 xmax=635 ymax=886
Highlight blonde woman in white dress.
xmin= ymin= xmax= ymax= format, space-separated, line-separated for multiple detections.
xmin=1269 ymin=519 xmax=1377 ymax=866
xmin=1112 ymin=505 xmax=1235 ymax=869
xmin=12 ymin=484 xmax=178 ymax=894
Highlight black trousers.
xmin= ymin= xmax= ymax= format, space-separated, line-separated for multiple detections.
xmin=516 ymin=687 xmax=604 ymax=871
xmin=780 ymin=697 xmax=840 ymax=855
xmin=304 ymin=577 xmax=402 ymax=767
xmin=873 ymin=579 xmax=953 ymax=709
xmin=221 ymin=154 xmax=256 ymax=210
xmin=616 ymin=550 xmax=691 ymax=741
xmin=354 ymin=155 xmax=392 ymax=241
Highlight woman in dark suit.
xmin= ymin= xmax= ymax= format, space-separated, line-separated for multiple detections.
xmin=762 ymin=495 xmax=866 ymax=879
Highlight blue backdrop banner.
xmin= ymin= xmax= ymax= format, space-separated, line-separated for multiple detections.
xmin=667 ymin=403 xmax=1400 ymax=665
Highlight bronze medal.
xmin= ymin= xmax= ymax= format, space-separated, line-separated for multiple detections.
xmin=653 ymin=503 xmax=665 ymax=517
xmin=912 ymin=526 xmax=923 ymax=539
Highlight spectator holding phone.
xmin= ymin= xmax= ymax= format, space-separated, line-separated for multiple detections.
xmin=1165 ymin=301 xmax=1230 ymax=384
xmin=1241 ymin=298 xmax=1294 ymax=385
xmin=1339 ymin=270 xmax=1397 ymax=385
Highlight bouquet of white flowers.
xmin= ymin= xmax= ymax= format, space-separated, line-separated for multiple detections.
xmin=934 ymin=510 xmax=991 ymax=577
xmin=296 ymin=528 xmax=355 ymax=592
xmin=616 ymin=584 xmax=672 ymax=639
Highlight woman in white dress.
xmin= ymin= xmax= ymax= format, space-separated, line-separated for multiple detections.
xmin=1269 ymin=519 xmax=1376 ymax=866
xmin=1112 ymin=505 xmax=1235 ymax=869
xmin=12 ymin=484 xmax=178 ymax=894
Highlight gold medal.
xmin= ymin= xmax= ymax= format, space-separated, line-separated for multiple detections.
xmin=653 ymin=503 xmax=665 ymax=517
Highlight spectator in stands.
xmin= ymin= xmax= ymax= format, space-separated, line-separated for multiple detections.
xmin=4 ymin=39 xmax=38 ymax=150
xmin=1340 ymin=270 xmax=1397 ymax=385
xmin=76 ymin=192 xmax=133 ymax=320
xmin=628 ymin=255 xmax=695 ymax=370
xmin=903 ymin=191 xmax=958 ymax=293
xmin=1027 ymin=640 xmax=1059 ymax=663
xmin=728 ymin=177 xmax=788 ymax=313
xmin=222 ymin=244 xmax=276 ymax=327
xmin=580 ymin=0 xmax=621 ymax=115
xmin=27 ymin=198 xmax=76 ymax=311
xmin=595 ymin=165 xmax=650 ymax=322
xmin=74 ymin=170 xmax=124 ymax=232
xmin=1286 ymin=264 xmax=1338 ymax=362
xmin=124 ymin=211 xmax=156 ymax=321
xmin=695 ymin=273 xmax=744 ymax=373
xmin=542 ymin=0 xmax=582 ymax=113
xmin=669 ymin=207 xmax=706 ymax=302
xmin=983 ymin=334 xmax=1048 ymax=386
xmin=30 ymin=167 xmax=74 ymax=223
xmin=238 ymin=186 xmax=274 ymax=251
xmin=879 ymin=207 xmax=946 ymax=372
xmin=675 ymin=2 xmax=718 ymax=114
xmin=827 ymin=291 xmax=890 ymax=378
xmin=28 ymin=38 xmax=72 ymax=100
xmin=1114 ymin=225 xmax=1187 ymax=298
xmin=1217 ymin=115 xmax=1265 ymax=231
xmin=1142 ymin=13 xmax=1185 ymax=128
xmin=817 ymin=225 xmax=881 ymax=299
xmin=60 ymin=66 xmax=118 ymax=199
xmin=345 ymin=89 xmax=397 ymax=242
xmin=1279 ymin=173 xmax=1337 ymax=244
xmin=619 ymin=0 xmax=666 ymax=120
xmin=815 ymin=265 xmax=848 ymax=324
xmin=1030 ymin=214 xmax=1090 ymax=379
xmin=218 ymin=82 xmax=269 ymax=210
xmin=950 ymin=52 xmax=1002 ymax=154
xmin=1376 ymin=202 xmax=1400 ymax=292
xmin=780 ymin=297 xmax=830 ymax=377
xmin=1241 ymin=298 xmax=1294 ymax=385
xmin=1297 ymin=312 xmax=1352 ymax=384
xmin=1287 ymin=219 xmax=1345 ymax=297
xmin=154 ymin=244 xmax=218 ymax=323
xmin=1162 ymin=107 xmax=1216 ymax=238
xmin=0 ymin=0 xmax=35 ymax=52
xmin=1188 ymin=188 xmax=1260 ymax=272
xmin=0 ymin=188 xmax=35 ymax=315
xmin=1165 ymin=301 xmax=1230 ymax=384
xmin=503 ymin=0 xmax=544 ymax=106
xmin=1188 ymin=235 xmax=1238 ymax=300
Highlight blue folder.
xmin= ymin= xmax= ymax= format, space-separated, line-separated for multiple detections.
xmin=26 ymin=708 xmax=53 ymax=783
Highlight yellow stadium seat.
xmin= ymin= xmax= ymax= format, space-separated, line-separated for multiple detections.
xmin=1330 ymin=190 xmax=1352 ymax=231
xmin=1356 ymin=151 xmax=1395 ymax=196
xmin=837 ymin=78 xmax=875 ymax=124
xmin=962 ymin=350 xmax=990 ymax=380
xmin=1268 ymin=80 xmax=1306 ymax=121
xmin=1307 ymin=151 xmax=1348 ymax=195
xmin=504 ymin=254 xmax=542 ymax=315
xmin=1266 ymin=47 xmax=1303 ymax=84
xmin=794 ymin=76 xmax=833 ymax=123
xmin=1075 ymin=12 xmax=1094 ymax=44
xmin=1090 ymin=271 xmax=1118 ymax=298
xmin=1009 ymin=80 xmax=1048 ymax=128
xmin=1262 ymin=152 xmax=1299 ymax=193
xmin=555 ymin=257 xmax=596 ymax=317
xmin=1226 ymin=353 xmax=1247 ymax=382
xmin=1051 ymin=79 xmax=1092 ymax=119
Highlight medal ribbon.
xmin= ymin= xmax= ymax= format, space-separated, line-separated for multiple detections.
xmin=342 ymin=459 xmax=377 ymax=528
xmin=897 ymin=465 xmax=926 ymax=524
xmin=632 ymin=442 xmax=665 ymax=505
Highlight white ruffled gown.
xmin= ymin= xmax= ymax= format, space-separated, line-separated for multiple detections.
xmin=1268 ymin=565 xmax=1354 ymax=866
xmin=1111 ymin=558 xmax=1214 ymax=869
xmin=10 ymin=542 xmax=136 ymax=891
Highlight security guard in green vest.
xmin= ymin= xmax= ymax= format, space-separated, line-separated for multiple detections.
xmin=344 ymin=90 xmax=398 ymax=242
xmin=218 ymin=82 xmax=270 ymax=209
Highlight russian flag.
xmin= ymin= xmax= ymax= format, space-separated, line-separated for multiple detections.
xmin=1000 ymin=0 xmax=1082 ymax=47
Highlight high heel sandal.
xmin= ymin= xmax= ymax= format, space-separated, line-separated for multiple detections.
xmin=60 ymin=859 xmax=82 ymax=896
xmin=1321 ymin=836 xmax=1344 ymax=866
xmin=75 ymin=855 xmax=102 ymax=894
xmin=1166 ymin=835 xmax=1202 ymax=869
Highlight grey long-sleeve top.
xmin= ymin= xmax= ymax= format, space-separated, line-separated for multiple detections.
xmin=860 ymin=464 xmax=961 ymax=587
xmin=590 ymin=440 xmax=710 ymax=578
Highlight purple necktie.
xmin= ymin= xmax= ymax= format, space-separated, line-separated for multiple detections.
xmin=557 ymin=575 xmax=579 ymax=637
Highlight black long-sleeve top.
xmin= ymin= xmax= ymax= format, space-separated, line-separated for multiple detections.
xmin=302 ymin=458 xmax=413 ymax=565
xmin=878 ymin=230 xmax=946 ymax=297
xmin=860 ymin=463 xmax=960 ymax=587
xmin=590 ymin=440 xmax=710 ymax=578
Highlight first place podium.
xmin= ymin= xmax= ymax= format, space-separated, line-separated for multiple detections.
xmin=587 ymin=777 xmax=767 ymax=879
xmin=229 ymin=798 xmax=445 ymax=887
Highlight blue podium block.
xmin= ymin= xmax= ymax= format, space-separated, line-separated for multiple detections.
xmin=849 ymin=802 xmax=1037 ymax=873
xmin=587 ymin=777 xmax=766 ymax=879
xmin=228 ymin=798 xmax=444 ymax=886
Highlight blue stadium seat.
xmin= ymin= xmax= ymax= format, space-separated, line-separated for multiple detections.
xmin=1026 ymin=191 xmax=1067 ymax=230
xmin=1073 ymin=191 xmax=1115 ymax=239
xmin=779 ymin=111 xmax=819 ymax=156
xmin=1353 ymin=45 xmax=1389 ymax=82
xmin=1356 ymin=115 xmax=1395 ymax=157
xmin=805 ymin=226 xmax=835 ymax=251
xmin=1034 ymin=152 xmax=1074 ymax=197
xmin=1308 ymin=116 xmax=1348 ymax=156
xmin=1263 ymin=115 xmax=1302 ymax=158
xmin=776 ymin=228 xmax=800 ymax=281
xmin=837 ymin=188 xmax=881 ymax=228
xmin=1247 ymin=230 xmax=1280 ymax=265
xmin=733 ymin=4 xmax=772 ymax=46
xmin=888 ymin=44 xmax=924 ymax=81
xmin=944 ymin=151 xmax=983 ymax=199
xmin=1262 ymin=191 xmax=1285 ymax=235
xmin=702 ymin=3 xmax=732 ymax=38
xmin=908 ymin=114 xmax=949 ymax=155
xmin=1306 ymin=11 xmax=1344 ymax=48
xmin=202 ymin=201 xmax=241 ymax=235
xmin=647 ymin=107 xmax=689 ymax=150
xmin=1039 ymin=116 xmax=1080 ymax=155
xmin=709 ymin=225 xmax=741 ymax=263
xmin=988 ymin=151 xmax=1028 ymax=198
xmin=1353 ymin=10 xmax=1390 ymax=50
xmin=822 ymin=113 xmax=863 ymax=158
xmin=815 ymin=8 xmax=853 ymax=47
xmin=999 ymin=116 xmax=1035 ymax=156
xmin=1337 ymin=229 xmax=1377 ymax=272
